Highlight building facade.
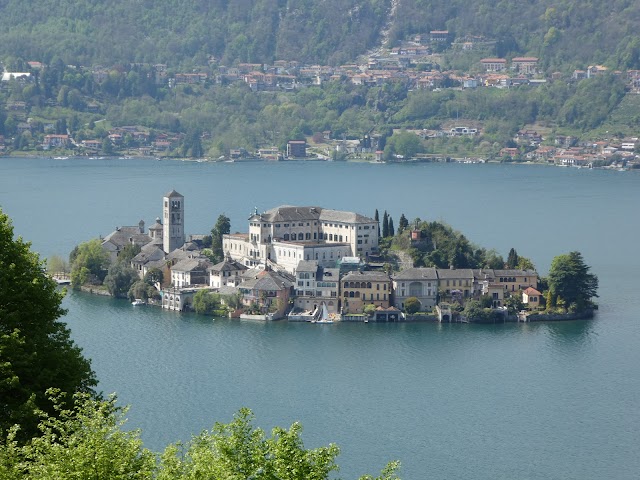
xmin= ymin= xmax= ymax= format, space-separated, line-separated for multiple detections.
xmin=163 ymin=189 xmax=185 ymax=253
xmin=223 ymin=205 xmax=379 ymax=269
xmin=393 ymin=267 xmax=438 ymax=310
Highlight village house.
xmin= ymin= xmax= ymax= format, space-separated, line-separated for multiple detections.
xmin=286 ymin=140 xmax=306 ymax=158
xmin=293 ymin=260 xmax=340 ymax=314
xmin=208 ymin=253 xmax=248 ymax=288
xmin=480 ymin=58 xmax=507 ymax=72
xmin=237 ymin=267 xmax=294 ymax=318
xmin=341 ymin=270 xmax=392 ymax=314
xmin=393 ymin=267 xmax=438 ymax=310
xmin=511 ymin=57 xmax=538 ymax=75
xmin=43 ymin=134 xmax=70 ymax=149
xmin=522 ymin=287 xmax=542 ymax=310
xmin=170 ymin=257 xmax=212 ymax=288
xmin=101 ymin=221 xmax=152 ymax=263
xmin=436 ymin=268 xmax=474 ymax=298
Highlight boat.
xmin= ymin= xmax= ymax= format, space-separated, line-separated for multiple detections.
xmin=313 ymin=303 xmax=334 ymax=324
xmin=132 ymin=299 xmax=145 ymax=306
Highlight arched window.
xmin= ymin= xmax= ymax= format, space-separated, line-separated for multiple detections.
xmin=355 ymin=282 xmax=361 ymax=288
xmin=284 ymin=234 xmax=290 ymax=241
xmin=349 ymin=291 xmax=355 ymax=298
xmin=355 ymin=291 xmax=360 ymax=298
xmin=367 ymin=282 xmax=372 ymax=288
xmin=344 ymin=282 xmax=349 ymax=288
xmin=344 ymin=291 xmax=349 ymax=297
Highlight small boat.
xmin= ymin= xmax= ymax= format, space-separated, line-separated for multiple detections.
xmin=132 ymin=299 xmax=145 ymax=306
xmin=313 ymin=303 xmax=334 ymax=324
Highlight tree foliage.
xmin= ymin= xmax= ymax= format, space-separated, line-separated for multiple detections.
xmin=210 ymin=214 xmax=231 ymax=263
xmin=104 ymin=262 xmax=139 ymax=298
xmin=548 ymin=251 xmax=598 ymax=309
xmin=192 ymin=290 xmax=222 ymax=315
xmin=404 ymin=297 xmax=421 ymax=314
xmin=0 ymin=209 xmax=97 ymax=444
xmin=69 ymin=238 xmax=110 ymax=287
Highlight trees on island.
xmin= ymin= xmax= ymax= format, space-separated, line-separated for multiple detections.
xmin=547 ymin=251 xmax=598 ymax=311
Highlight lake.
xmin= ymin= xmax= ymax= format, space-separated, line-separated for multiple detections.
xmin=1 ymin=157 xmax=639 ymax=479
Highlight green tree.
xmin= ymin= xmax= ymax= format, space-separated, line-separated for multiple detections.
xmin=398 ymin=214 xmax=409 ymax=234
xmin=382 ymin=211 xmax=389 ymax=238
xmin=388 ymin=217 xmax=395 ymax=237
xmin=3 ymin=391 xmax=155 ymax=479
xmin=374 ymin=209 xmax=380 ymax=237
xmin=46 ymin=255 xmax=68 ymax=274
xmin=363 ymin=304 xmax=377 ymax=317
xmin=548 ymin=251 xmax=598 ymax=309
xmin=192 ymin=290 xmax=222 ymax=315
xmin=210 ymin=214 xmax=231 ymax=262
xmin=0 ymin=210 xmax=96 ymax=444
xmin=103 ymin=262 xmax=139 ymax=298
xmin=506 ymin=248 xmax=519 ymax=269
xmin=404 ymin=297 xmax=421 ymax=314
xmin=69 ymin=239 xmax=110 ymax=287
xmin=157 ymin=408 xmax=341 ymax=480
xmin=517 ymin=256 xmax=536 ymax=271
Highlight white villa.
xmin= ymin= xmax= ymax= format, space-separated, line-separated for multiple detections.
xmin=223 ymin=205 xmax=379 ymax=273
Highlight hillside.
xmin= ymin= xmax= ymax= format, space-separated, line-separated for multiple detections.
xmin=0 ymin=0 xmax=388 ymax=67
xmin=0 ymin=0 xmax=639 ymax=69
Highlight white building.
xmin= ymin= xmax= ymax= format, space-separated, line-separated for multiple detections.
xmin=223 ymin=205 xmax=379 ymax=271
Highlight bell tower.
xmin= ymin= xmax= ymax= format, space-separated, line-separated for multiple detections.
xmin=163 ymin=190 xmax=184 ymax=253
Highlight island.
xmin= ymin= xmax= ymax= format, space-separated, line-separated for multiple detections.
xmin=60 ymin=190 xmax=598 ymax=323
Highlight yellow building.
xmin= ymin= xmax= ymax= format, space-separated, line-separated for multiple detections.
xmin=341 ymin=271 xmax=392 ymax=314
xmin=522 ymin=287 xmax=542 ymax=310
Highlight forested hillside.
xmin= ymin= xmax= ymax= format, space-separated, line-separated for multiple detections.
xmin=0 ymin=0 xmax=388 ymax=67
xmin=0 ymin=0 xmax=639 ymax=69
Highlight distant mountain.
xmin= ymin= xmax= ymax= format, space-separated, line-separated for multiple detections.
xmin=0 ymin=0 xmax=638 ymax=69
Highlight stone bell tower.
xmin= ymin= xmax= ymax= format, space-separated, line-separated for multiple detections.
xmin=163 ymin=189 xmax=184 ymax=253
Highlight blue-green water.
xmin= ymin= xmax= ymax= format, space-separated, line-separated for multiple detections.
xmin=1 ymin=157 xmax=639 ymax=479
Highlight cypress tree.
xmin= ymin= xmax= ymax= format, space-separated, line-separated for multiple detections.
xmin=382 ymin=211 xmax=389 ymax=238
xmin=374 ymin=209 xmax=380 ymax=237
xmin=398 ymin=213 xmax=408 ymax=233
xmin=389 ymin=217 xmax=395 ymax=237
xmin=507 ymin=248 xmax=519 ymax=269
